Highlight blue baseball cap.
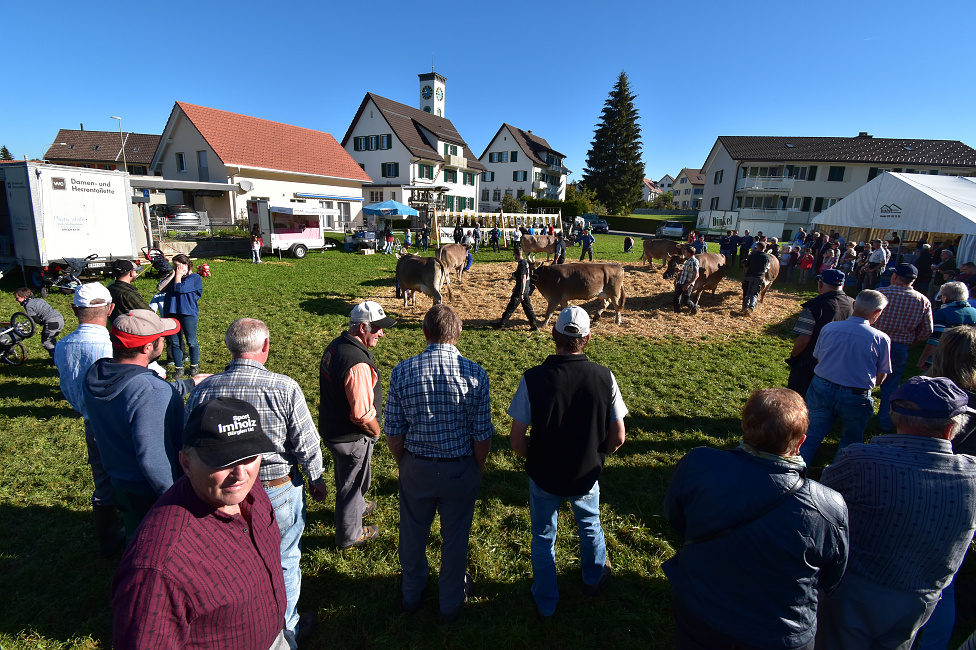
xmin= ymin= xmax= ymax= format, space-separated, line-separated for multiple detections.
xmin=891 ymin=377 xmax=976 ymax=419
xmin=894 ymin=263 xmax=918 ymax=279
xmin=817 ymin=269 xmax=845 ymax=286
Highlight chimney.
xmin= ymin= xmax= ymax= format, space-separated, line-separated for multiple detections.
xmin=80 ymin=123 xmax=84 ymax=131
xmin=857 ymin=132 xmax=872 ymax=138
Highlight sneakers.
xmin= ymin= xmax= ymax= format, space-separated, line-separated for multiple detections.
xmin=363 ymin=500 xmax=377 ymax=517
xmin=338 ymin=525 xmax=379 ymax=549
xmin=188 ymin=364 xmax=199 ymax=376
xmin=173 ymin=367 xmax=185 ymax=381
xmin=582 ymin=561 xmax=613 ymax=597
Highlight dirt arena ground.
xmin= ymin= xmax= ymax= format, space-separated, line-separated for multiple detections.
xmin=376 ymin=257 xmax=803 ymax=340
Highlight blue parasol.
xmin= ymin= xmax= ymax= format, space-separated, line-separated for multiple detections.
xmin=362 ymin=200 xmax=419 ymax=217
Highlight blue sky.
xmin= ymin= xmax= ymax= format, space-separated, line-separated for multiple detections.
xmin=3 ymin=0 xmax=975 ymax=183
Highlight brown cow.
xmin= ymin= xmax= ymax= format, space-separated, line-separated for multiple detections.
xmin=666 ymin=247 xmax=729 ymax=306
xmin=640 ymin=238 xmax=682 ymax=270
xmin=437 ymin=243 xmax=469 ymax=281
xmin=396 ymin=254 xmax=451 ymax=307
xmin=531 ymin=262 xmax=626 ymax=326
xmin=520 ymin=234 xmax=558 ymax=261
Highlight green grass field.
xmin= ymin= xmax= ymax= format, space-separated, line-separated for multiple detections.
xmin=0 ymin=234 xmax=965 ymax=648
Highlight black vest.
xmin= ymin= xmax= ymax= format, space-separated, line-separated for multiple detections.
xmin=524 ymin=354 xmax=614 ymax=497
xmin=797 ymin=290 xmax=854 ymax=363
xmin=319 ymin=331 xmax=382 ymax=443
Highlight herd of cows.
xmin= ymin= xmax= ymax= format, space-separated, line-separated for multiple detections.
xmin=394 ymin=233 xmax=781 ymax=326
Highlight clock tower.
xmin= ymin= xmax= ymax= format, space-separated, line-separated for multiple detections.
xmin=418 ymin=71 xmax=446 ymax=117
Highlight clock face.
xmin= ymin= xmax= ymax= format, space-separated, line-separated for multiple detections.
xmin=436 ymin=87 xmax=444 ymax=101
xmin=422 ymin=85 xmax=433 ymax=100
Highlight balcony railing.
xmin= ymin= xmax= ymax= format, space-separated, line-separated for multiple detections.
xmin=533 ymin=179 xmax=548 ymax=191
xmin=735 ymin=176 xmax=795 ymax=193
xmin=736 ymin=208 xmax=790 ymax=222
xmin=443 ymin=154 xmax=467 ymax=168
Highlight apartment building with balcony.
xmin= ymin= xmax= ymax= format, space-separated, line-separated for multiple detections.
xmin=477 ymin=124 xmax=569 ymax=211
xmin=700 ymin=133 xmax=976 ymax=236
xmin=673 ymin=168 xmax=704 ymax=209
xmin=341 ymin=73 xmax=485 ymax=214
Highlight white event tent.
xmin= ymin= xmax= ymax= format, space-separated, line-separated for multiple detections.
xmin=812 ymin=172 xmax=976 ymax=262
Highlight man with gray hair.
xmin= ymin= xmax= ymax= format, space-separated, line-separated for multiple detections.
xmin=816 ymin=376 xmax=976 ymax=649
xmin=319 ymin=301 xmax=396 ymax=549
xmin=799 ymin=290 xmax=892 ymax=465
xmin=918 ymin=280 xmax=976 ymax=370
xmin=187 ymin=317 xmax=327 ymax=649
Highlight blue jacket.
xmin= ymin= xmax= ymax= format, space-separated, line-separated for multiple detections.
xmin=163 ymin=273 xmax=202 ymax=318
xmin=664 ymin=446 xmax=848 ymax=649
xmin=83 ymin=359 xmax=193 ymax=494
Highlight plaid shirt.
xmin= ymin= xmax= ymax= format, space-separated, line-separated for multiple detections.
xmin=875 ymin=284 xmax=933 ymax=345
xmin=384 ymin=343 xmax=494 ymax=458
xmin=187 ymin=358 xmax=324 ymax=482
xmin=677 ymin=256 xmax=699 ymax=286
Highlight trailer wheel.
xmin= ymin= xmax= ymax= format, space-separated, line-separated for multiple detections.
xmin=29 ymin=269 xmax=45 ymax=290
xmin=291 ymin=244 xmax=308 ymax=259
xmin=10 ymin=312 xmax=34 ymax=338
xmin=0 ymin=342 xmax=26 ymax=366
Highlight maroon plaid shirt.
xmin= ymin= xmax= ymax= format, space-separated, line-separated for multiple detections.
xmin=875 ymin=284 xmax=933 ymax=345
xmin=112 ymin=475 xmax=285 ymax=649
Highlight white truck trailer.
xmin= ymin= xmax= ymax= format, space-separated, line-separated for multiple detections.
xmin=0 ymin=162 xmax=147 ymax=285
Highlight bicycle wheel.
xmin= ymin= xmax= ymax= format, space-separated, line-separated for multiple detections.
xmin=10 ymin=312 xmax=34 ymax=338
xmin=0 ymin=343 xmax=26 ymax=366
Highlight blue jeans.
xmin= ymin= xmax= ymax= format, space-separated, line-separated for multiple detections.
xmin=266 ymin=473 xmax=307 ymax=650
xmin=167 ymin=314 xmax=199 ymax=368
xmin=877 ymin=342 xmax=909 ymax=431
xmin=251 ymin=248 xmax=261 ymax=263
xmin=800 ymin=375 xmax=874 ymax=465
xmin=529 ymin=478 xmax=607 ymax=617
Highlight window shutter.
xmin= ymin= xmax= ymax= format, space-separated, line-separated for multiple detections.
xmin=511 ymin=151 xmax=517 ymax=162
xmin=808 ymin=166 xmax=817 ymax=181
xmin=801 ymin=197 xmax=812 ymax=212
xmin=394 ymin=163 xmax=399 ymax=177
xmin=813 ymin=197 xmax=824 ymax=212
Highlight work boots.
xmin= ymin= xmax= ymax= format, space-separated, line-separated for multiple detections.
xmin=524 ymin=302 xmax=540 ymax=331
xmin=92 ymin=505 xmax=125 ymax=558
xmin=492 ymin=308 xmax=515 ymax=330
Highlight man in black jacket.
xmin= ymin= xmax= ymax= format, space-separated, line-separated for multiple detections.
xmin=492 ymin=247 xmax=538 ymax=330
xmin=319 ymin=301 xmax=396 ymax=549
xmin=786 ymin=269 xmax=854 ymax=396
xmin=508 ymin=306 xmax=628 ymax=617
xmin=739 ymin=242 xmax=771 ymax=314
xmin=108 ymin=260 xmax=150 ymax=324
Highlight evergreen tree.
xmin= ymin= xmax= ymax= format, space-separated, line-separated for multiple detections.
xmin=0 ymin=145 xmax=12 ymax=160
xmin=581 ymin=71 xmax=644 ymax=214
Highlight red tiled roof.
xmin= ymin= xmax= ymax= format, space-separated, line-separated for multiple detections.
xmin=718 ymin=135 xmax=976 ymax=166
xmin=45 ymin=129 xmax=161 ymax=165
xmin=175 ymin=102 xmax=371 ymax=182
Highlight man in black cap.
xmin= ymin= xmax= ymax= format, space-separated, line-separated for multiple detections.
xmin=816 ymin=377 xmax=976 ymax=649
xmin=108 ymin=259 xmax=149 ymax=323
xmin=112 ymin=397 xmax=288 ymax=649
xmin=875 ymin=263 xmax=933 ymax=432
xmin=786 ymin=269 xmax=854 ymax=397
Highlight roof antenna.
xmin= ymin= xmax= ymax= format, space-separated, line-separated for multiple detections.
xmin=431 ymin=55 xmax=434 ymax=72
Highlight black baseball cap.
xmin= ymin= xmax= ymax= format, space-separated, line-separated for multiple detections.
xmin=894 ymin=263 xmax=918 ymax=279
xmin=183 ymin=397 xmax=276 ymax=468
xmin=112 ymin=259 xmax=139 ymax=277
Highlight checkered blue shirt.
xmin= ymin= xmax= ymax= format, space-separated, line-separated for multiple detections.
xmin=186 ymin=358 xmax=324 ymax=482
xmin=677 ymin=256 xmax=699 ymax=286
xmin=384 ymin=343 xmax=494 ymax=458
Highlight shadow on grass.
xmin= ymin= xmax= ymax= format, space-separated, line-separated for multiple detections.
xmin=0 ymin=504 xmax=114 ymax=645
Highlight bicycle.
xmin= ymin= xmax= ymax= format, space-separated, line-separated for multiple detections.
xmin=0 ymin=311 xmax=35 ymax=366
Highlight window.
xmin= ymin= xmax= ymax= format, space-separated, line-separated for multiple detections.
xmin=808 ymin=166 xmax=818 ymax=181
xmin=444 ymin=169 xmax=458 ymax=183
xmin=709 ymin=196 xmax=720 ymax=209
xmin=500 ymin=151 xmax=509 ymax=163
xmin=197 ymin=151 xmax=209 ymax=182
xmin=481 ymin=189 xmax=489 ymax=201
xmin=693 ymin=188 xmax=703 ymax=195
xmin=338 ymin=202 xmax=351 ymax=223
xmin=488 ymin=152 xmax=498 ymax=163
xmin=680 ymin=177 xmax=687 ymax=184
xmin=517 ymin=189 xmax=525 ymax=198
xmin=713 ymin=170 xmax=723 ymax=184
xmin=683 ymin=188 xmax=690 ymax=195
xmin=418 ymin=164 xmax=434 ymax=180
xmin=511 ymin=151 xmax=518 ymax=162
xmin=319 ymin=201 xmax=333 ymax=209
xmin=176 ymin=152 xmax=186 ymax=173
xmin=786 ymin=165 xmax=808 ymax=180
xmin=786 ymin=196 xmax=804 ymax=210
xmin=513 ymin=171 xmax=527 ymax=182
xmin=443 ymin=143 xmax=458 ymax=156
xmin=822 ymin=198 xmax=839 ymax=209
xmin=444 ymin=195 xmax=454 ymax=211
xmin=369 ymin=191 xmax=384 ymax=203
xmin=359 ymin=163 xmax=366 ymax=171
xmin=827 ymin=166 xmax=845 ymax=182
xmin=505 ymin=189 xmax=513 ymax=196
xmin=482 ymin=171 xmax=494 ymax=182
xmin=492 ymin=189 xmax=501 ymax=202
xmin=380 ymin=134 xmax=392 ymax=149
xmin=463 ymin=172 xmax=475 ymax=186
xmin=367 ymin=135 xmax=379 ymax=150
xmin=381 ymin=162 xmax=399 ymax=178
xmin=354 ymin=136 xmax=367 ymax=151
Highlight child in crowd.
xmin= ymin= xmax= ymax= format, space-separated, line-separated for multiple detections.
xmin=787 ymin=245 xmax=801 ymax=283
xmin=798 ymin=248 xmax=815 ymax=283
xmin=13 ymin=287 xmax=64 ymax=358
xmin=780 ymin=245 xmax=793 ymax=281
xmin=250 ymin=233 xmax=263 ymax=263
xmin=819 ymin=248 xmax=838 ymax=274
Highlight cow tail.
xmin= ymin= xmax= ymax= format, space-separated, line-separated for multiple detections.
xmin=619 ymin=284 xmax=627 ymax=313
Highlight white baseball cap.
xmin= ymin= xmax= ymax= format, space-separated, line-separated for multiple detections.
xmin=73 ymin=282 xmax=113 ymax=307
xmin=349 ymin=301 xmax=396 ymax=329
xmin=554 ymin=306 xmax=590 ymax=338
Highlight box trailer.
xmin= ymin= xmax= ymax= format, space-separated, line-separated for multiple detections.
xmin=696 ymin=210 xmax=786 ymax=241
xmin=0 ymin=162 xmax=147 ymax=283
xmin=246 ymin=200 xmax=338 ymax=258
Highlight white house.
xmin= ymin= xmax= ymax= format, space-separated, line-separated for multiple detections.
xmin=658 ymin=174 xmax=674 ymax=194
xmin=477 ymin=124 xmax=569 ymax=210
xmin=150 ymin=102 xmax=371 ymax=227
xmin=699 ymin=133 xmax=976 ymax=238
xmin=341 ymin=73 xmax=485 ymax=215
xmin=642 ymin=178 xmax=662 ymax=202
xmin=673 ymin=168 xmax=704 ymax=209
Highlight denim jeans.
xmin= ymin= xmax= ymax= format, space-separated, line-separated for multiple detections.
xmin=800 ymin=375 xmax=874 ymax=465
xmin=167 ymin=314 xmax=199 ymax=368
xmin=266 ymin=473 xmax=307 ymax=650
xmin=251 ymin=248 xmax=261 ymax=263
xmin=877 ymin=342 xmax=909 ymax=431
xmin=529 ymin=478 xmax=607 ymax=617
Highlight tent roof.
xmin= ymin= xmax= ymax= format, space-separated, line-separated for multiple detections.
xmin=813 ymin=173 xmax=976 ymax=235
